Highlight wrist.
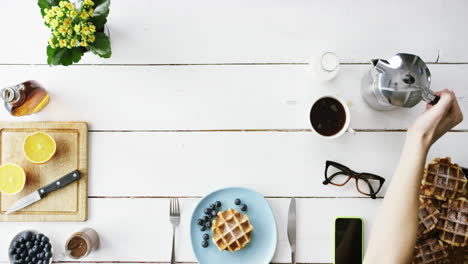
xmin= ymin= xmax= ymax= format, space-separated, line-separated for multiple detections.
xmin=405 ymin=131 xmax=431 ymax=154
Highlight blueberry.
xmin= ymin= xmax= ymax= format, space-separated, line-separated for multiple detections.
xmin=15 ymin=260 xmax=23 ymax=264
xmin=28 ymin=262 xmax=33 ymax=264
xmin=211 ymin=210 xmax=217 ymax=217
xmin=215 ymin=201 xmax=221 ymax=208
xmin=209 ymin=204 xmax=215 ymax=210
xmin=204 ymin=208 xmax=211 ymax=215
xmin=44 ymin=244 xmax=51 ymax=252
xmin=234 ymin=199 xmax=241 ymax=205
xmin=31 ymin=257 xmax=37 ymax=263
xmin=34 ymin=240 xmax=39 ymax=245
xmin=19 ymin=243 xmax=25 ymax=249
xmin=197 ymin=219 xmax=204 ymax=226
xmin=202 ymin=216 xmax=209 ymax=222
xmin=13 ymin=241 xmax=20 ymax=248
xmin=23 ymin=232 xmax=33 ymax=241
xmin=240 ymin=204 xmax=248 ymax=211
xmin=206 ymin=213 xmax=212 ymax=219
xmin=25 ymin=256 xmax=31 ymax=262
xmin=28 ymin=249 xmax=35 ymax=257
xmin=37 ymin=252 xmax=43 ymax=259
xmin=32 ymin=246 xmax=38 ymax=253
xmin=41 ymin=236 xmax=49 ymax=243
xmin=14 ymin=254 xmax=21 ymax=260
xmin=19 ymin=237 xmax=25 ymax=243
xmin=37 ymin=260 xmax=43 ymax=264
xmin=205 ymin=221 xmax=212 ymax=228
xmin=16 ymin=248 xmax=23 ymax=254
xmin=200 ymin=225 xmax=206 ymax=231
xmin=203 ymin=234 xmax=209 ymax=241
xmin=44 ymin=252 xmax=51 ymax=259
xmin=9 ymin=247 xmax=16 ymax=255
xmin=20 ymin=252 xmax=26 ymax=258
xmin=201 ymin=241 xmax=209 ymax=248
xmin=26 ymin=241 xmax=33 ymax=249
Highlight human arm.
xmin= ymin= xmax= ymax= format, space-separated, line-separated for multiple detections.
xmin=363 ymin=90 xmax=463 ymax=264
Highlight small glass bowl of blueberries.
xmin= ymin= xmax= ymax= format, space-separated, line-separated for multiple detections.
xmin=9 ymin=230 xmax=53 ymax=264
xmin=197 ymin=199 xmax=248 ymax=248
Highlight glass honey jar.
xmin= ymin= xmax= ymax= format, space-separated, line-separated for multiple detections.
xmin=1 ymin=80 xmax=50 ymax=116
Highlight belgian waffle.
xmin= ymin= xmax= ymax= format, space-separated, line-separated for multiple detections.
xmin=436 ymin=197 xmax=468 ymax=247
xmin=211 ymin=208 xmax=254 ymax=252
xmin=418 ymin=197 xmax=441 ymax=236
xmin=412 ymin=238 xmax=448 ymax=264
xmin=421 ymin=158 xmax=467 ymax=201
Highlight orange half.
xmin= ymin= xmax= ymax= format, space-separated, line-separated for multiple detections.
xmin=23 ymin=131 xmax=56 ymax=164
xmin=0 ymin=163 xmax=26 ymax=195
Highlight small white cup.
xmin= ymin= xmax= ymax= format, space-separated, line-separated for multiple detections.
xmin=309 ymin=95 xmax=354 ymax=139
xmin=309 ymin=51 xmax=340 ymax=81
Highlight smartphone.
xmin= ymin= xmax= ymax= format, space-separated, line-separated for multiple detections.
xmin=334 ymin=217 xmax=364 ymax=264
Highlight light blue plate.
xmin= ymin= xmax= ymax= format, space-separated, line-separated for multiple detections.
xmin=190 ymin=187 xmax=277 ymax=264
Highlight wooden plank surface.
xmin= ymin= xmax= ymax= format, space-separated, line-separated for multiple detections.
xmin=0 ymin=197 xmax=381 ymax=264
xmin=1 ymin=0 xmax=467 ymax=64
xmin=0 ymin=122 xmax=88 ymax=221
xmin=0 ymin=65 xmax=466 ymax=130
xmin=87 ymin=131 xmax=466 ymax=197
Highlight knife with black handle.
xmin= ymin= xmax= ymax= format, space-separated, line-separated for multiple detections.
xmin=5 ymin=170 xmax=81 ymax=214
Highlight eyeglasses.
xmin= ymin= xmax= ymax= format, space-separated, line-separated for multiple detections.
xmin=323 ymin=160 xmax=385 ymax=199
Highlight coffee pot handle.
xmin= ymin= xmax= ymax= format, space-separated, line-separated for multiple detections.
xmin=429 ymin=95 xmax=440 ymax=105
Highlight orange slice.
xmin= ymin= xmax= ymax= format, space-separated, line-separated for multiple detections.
xmin=0 ymin=163 xmax=26 ymax=195
xmin=23 ymin=132 xmax=56 ymax=164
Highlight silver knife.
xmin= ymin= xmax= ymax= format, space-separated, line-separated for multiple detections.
xmin=287 ymin=198 xmax=296 ymax=264
xmin=5 ymin=170 xmax=81 ymax=215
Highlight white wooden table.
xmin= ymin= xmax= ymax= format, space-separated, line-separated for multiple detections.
xmin=1 ymin=0 xmax=467 ymax=263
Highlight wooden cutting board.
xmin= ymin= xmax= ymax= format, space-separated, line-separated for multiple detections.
xmin=0 ymin=122 xmax=88 ymax=222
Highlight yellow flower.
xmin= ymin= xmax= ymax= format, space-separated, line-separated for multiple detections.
xmin=74 ymin=24 xmax=81 ymax=33
xmin=81 ymin=26 xmax=90 ymax=35
xmin=44 ymin=15 xmax=51 ymax=24
xmin=63 ymin=18 xmax=72 ymax=27
xmin=66 ymin=3 xmax=74 ymax=10
xmin=53 ymin=6 xmax=60 ymax=12
xmin=58 ymin=25 xmax=68 ymax=35
xmin=84 ymin=0 xmax=94 ymax=6
xmin=59 ymin=39 xmax=68 ymax=48
xmin=80 ymin=41 xmax=88 ymax=47
xmin=80 ymin=11 xmax=89 ymax=19
xmin=88 ymin=34 xmax=95 ymax=43
xmin=59 ymin=1 xmax=67 ymax=7
xmin=88 ymin=8 xmax=94 ymax=17
xmin=68 ymin=29 xmax=73 ymax=35
xmin=51 ymin=19 xmax=59 ymax=28
xmin=48 ymin=38 xmax=55 ymax=46
xmin=53 ymin=31 xmax=60 ymax=36
xmin=89 ymin=24 xmax=96 ymax=33
xmin=70 ymin=9 xmax=77 ymax=18
xmin=57 ymin=11 xmax=64 ymax=17
xmin=46 ymin=9 xmax=55 ymax=17
xmin=70 ymin=39 xmax=78 ymax=47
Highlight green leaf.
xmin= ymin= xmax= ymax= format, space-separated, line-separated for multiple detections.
xmin=89 ymin=0 xmax=110 ymax=31
xmin=37 ymin=0 xmax=60 ymax=16
xmin=47 ymin=45 xmax=84 ymax=66
xmin=87 ymin=32 xmax=111 ymax=58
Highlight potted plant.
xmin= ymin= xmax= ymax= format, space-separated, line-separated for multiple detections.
xmin=38 ymin=0 xmax=111 ymax=66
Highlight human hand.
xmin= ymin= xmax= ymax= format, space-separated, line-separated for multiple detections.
xmin=408 ymin=89 xmax=463 ymax=149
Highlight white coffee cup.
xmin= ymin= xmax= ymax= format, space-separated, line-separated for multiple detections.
xmin=309 ymin=95 xmax=354 ymax=139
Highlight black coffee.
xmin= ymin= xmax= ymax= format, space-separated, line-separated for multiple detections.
xmin=310 ymin=97 xmax=346 ymax=136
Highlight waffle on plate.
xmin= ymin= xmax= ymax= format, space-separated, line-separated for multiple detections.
xmin=211 ymin=208 xmax=254 ymax=253
xmin=436 ymin=197 xmax=468 ymax=247
xmin=421 ymin=157 xmax=467 ymax=200
xmin=412 ymin=238 xmax=448 ymax=264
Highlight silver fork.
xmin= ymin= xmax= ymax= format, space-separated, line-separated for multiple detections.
xmin=170 ymin=198 xmax=180 ymax=264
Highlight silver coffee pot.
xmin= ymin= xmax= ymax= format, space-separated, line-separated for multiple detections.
xmin=361 ymin=53 xmax=440 ymax=111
